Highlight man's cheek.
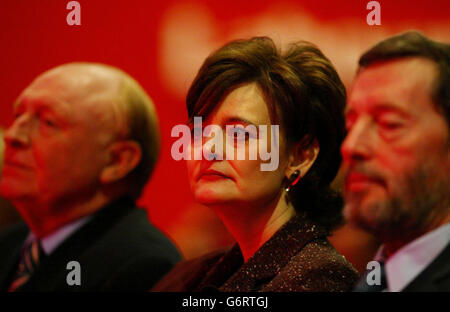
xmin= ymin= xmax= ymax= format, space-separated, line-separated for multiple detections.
xmin=385 ymin=144 xmax=419 ymax=168
xmin=33 ymin=146 xmax=64 ymax=183
xmin=377 ymin=150 xmax=412 ymax=180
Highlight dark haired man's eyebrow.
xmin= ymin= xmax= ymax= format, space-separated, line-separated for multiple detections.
xmin=369 ymin=103 xmax=411 ymax=119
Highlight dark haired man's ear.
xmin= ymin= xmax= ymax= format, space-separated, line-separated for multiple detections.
xmin=100 ymin=140 xmax=142 ymax=184
xmin=285 ymin=137 xmax=319 ymax=179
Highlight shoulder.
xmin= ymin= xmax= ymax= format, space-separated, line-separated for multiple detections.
xmin=265 ymin=239 xmax=360 ymax=292
xmin=404 ymin=242 xmax=450 ymax=291
xmin=65 ymin=204 xmax=182 ymax=290
xmin=0 ymin=223 xmax=28 ymax=265
xmin=92 ymin=205 xmax=181 ymax=261
xmin=0 ymin=222 xmax=28 ymax=245
xmin=151 ymin=247 xmax=229 ymax=292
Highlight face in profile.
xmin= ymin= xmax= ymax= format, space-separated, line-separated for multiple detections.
xmin=342 ymin=58 xmax=450 ymax=239
xmin=186 ymin=83 xmax=291 ymax=208
xmin=0 ymin=66 xmax=119 ymax=216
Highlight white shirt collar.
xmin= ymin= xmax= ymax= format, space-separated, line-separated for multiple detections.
xmin=26 ymin=216 xmax=92 ymax=255
xmin=376 ymin=222 xmax=450 ymax=292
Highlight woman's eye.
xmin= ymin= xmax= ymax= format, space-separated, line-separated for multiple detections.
xmin=226 ymin=126 xmax=258 ymax=141
xmin=191 ymin=127 xmax=203 ymax=139
xmin=247 ymin=129 xmax=258 ymax=139
xmin=227 ymin=127 xmax=246 ymax=139
xmin=234 ymin=128 xmax=246 ymax=136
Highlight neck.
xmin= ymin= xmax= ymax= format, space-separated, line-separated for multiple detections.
xmin=13 ymin=191 xmax=114 ymax=238
xmin=211 ymin=191 xmax=296 ymax=262
xmin=384 ymin=213 xmax=450 ymax=258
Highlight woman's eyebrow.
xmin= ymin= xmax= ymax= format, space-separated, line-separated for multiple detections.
xmin=187 ymin=116 xmax=260 ymax=127
xmin=223 ymin=116 xmax=258 ymax=126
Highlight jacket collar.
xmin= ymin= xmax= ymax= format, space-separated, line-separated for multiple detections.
xmin=18 ymin=196 xmax=135 ymax=291
xmin=402 ymin=242 xmax=450 ymax=291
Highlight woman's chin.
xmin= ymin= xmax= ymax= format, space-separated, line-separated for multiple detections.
xmin=193 ymin=180 xmax=235 ymax=204
xmin=194 ymin=189 xmax=233 ymax=205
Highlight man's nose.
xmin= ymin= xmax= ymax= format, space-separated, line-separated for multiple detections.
xmin=341 ymin=119 xmax=373 ymax=163
xmin=4 ymin=115 xmax=32 ymax=148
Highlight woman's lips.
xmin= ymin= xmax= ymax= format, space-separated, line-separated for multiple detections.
xmin=198 ymin=170 xmax=231 ymax=181
xmin=199 ymin=174 xmax=229 ymax=181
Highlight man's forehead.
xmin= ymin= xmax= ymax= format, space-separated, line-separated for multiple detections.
xmin=19 ymin=66 xmax=120 ymax=111
xmin=347 ymin=58 xmax=437 ymax=113
xmin=356 ymin=58 xmax=437 ymax=90
xmin=40 ymin=65 xmax=118 ymax=92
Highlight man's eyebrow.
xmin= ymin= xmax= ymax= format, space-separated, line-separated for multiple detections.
xmin=344 ymin=101 xmax=410 ymax=117
xmin=28 ymin=96 xmax=71 ymax=113
xmin=370 ymin=103 xmax=410 ymax=117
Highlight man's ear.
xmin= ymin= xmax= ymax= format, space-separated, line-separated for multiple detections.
xmin=285 ymin=137 xmax=320 ymax=179
xmin=100 ymin=140 xmax=142 ymax=184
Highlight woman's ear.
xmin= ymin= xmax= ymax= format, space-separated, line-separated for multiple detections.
xmin=285 ymin=137 xmax=319 ymax=179
xmin=100 ymin=140 xmax=142 ymax=184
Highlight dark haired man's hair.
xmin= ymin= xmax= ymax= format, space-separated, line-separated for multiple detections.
xmin=359 ymin=31 xmax=450 ymax=124
xmin=186 ymin=37 xmax=347 ymax=232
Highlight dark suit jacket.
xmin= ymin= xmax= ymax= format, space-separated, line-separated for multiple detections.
xmin=0 ymin=197 xmax=181 ymax=291
xmin=403 ymin=242 xmax=450 ymax=292
xmin=152 ymin=216 xmax=360 ymax=292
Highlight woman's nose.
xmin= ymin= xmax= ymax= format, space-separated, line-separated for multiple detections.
xmin=203 ymin=137 xmax=221 ymax=160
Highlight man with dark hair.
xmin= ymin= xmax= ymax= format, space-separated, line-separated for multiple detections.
xmin=342 ymin=31 xmax=449 ymax=291
xmin=0 ymin=63 xmax=181 ymax=291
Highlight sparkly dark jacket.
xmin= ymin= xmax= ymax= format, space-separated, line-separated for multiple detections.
xmin=152 ymin=216 xmax=360 ymax=292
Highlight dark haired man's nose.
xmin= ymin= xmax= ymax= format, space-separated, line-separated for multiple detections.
xmin=341 ymin=121 xmax=373 ymax=164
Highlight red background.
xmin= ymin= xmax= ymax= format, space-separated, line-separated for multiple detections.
xmin=1 ymin=0 xmax=449 ymax=272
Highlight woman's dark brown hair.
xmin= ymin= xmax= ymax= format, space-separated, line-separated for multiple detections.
xmin=186 ymin=37 xmax=346 ymax=232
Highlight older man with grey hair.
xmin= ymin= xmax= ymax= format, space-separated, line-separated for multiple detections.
xmin=0 ymin=129 xmax=21 ymax=230
xmin=0 ymin=63 xmax=181 ymax=291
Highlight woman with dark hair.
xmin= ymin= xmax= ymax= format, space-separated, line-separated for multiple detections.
xmin=153 ymin=37 xmax=359 ymax=291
